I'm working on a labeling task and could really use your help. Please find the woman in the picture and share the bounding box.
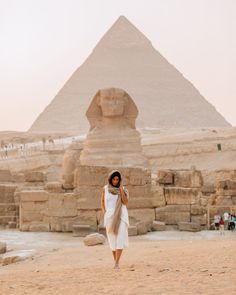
[101,170,129,269]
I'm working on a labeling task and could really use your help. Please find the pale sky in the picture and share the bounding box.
[0,0,235,131]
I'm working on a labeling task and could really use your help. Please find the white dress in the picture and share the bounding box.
[103,184,129,251]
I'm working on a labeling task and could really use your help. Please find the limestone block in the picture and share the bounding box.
[178,222,201,232]
[191,215,207,225]
[29,222,50,232]
[151,221,166,231]
[155,205,190,225]
[128,226,138,236]
[190,205,206,215]
[128,209,155,226]
[0,242,7,254]
[8,221,17,228]
[156,170,174,184]
[174,170,203,188]
[0,185,17,203]
[151,186,166,207]
[136,221,147,235]
[73,210,98,230]
[20,223,30,231]
[25,171,46,182]
[73,225,92,237]
[0,169,13,182]
[129,168,151,186]
[48,193,77,217]
[200,196,208,207]
[216,179,236,191]
[164,187,201,205]
[20,191,49,202]
[232,196,236,205]
[21,201,46,212]
[45,182,64,193]
[83,233,106,246]
[74,166,108,187]
[76,187,101,210]
[215,196,233,206]
[1,250,35,266]
[201,171,216,194]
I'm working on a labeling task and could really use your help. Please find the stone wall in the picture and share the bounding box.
[13,167,236,232]
[0,184,18,227]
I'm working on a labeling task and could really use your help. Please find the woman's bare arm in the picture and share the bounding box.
[101,187,105,213]
[119,186,128,205]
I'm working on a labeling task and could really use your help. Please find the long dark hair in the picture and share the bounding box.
[108,170,121,188]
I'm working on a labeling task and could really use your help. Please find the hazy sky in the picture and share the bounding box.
[0,0,235,131]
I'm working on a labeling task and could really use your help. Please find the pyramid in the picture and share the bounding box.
[29,16,230,133]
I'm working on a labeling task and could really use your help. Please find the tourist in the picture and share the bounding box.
[229,214,235,231]
[223,211,229,230]
[214,213,221,230]
[219,217,225,235]
[101,170,129,270]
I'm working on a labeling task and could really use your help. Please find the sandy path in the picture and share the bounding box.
[0,232,236,295]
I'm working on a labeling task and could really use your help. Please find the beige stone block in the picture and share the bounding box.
[151,221,166,231]
[129,168,151,186]
[178,222,201,232]
[74,166,108,187]
[0,242,7,254]
[191,215,207,225]
[136,221,148,235]
[128,208,155,226]
[0,169,13,182]
[48,193,77,217]
[0,185,17,203]
[215,195,233,206]
[21,211,44,222]
[151,186,166,207]
[25,171,46,182]
[29,222,50,232]
[76,187,102,210]
[45,182,65,193]
[190,205,206,215]
[174,170,203,188]
[19,222,30,231]
[232,196,236,205]
[156,170,174,184]
[20,191,49,202]
[201,171,216,194]
[128,226,138,236]
[155,205,190,225]
[83,233,106,246]
[73,225,92,237]
[164,187,201,205]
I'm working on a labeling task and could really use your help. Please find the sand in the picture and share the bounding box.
[0,230,236,295]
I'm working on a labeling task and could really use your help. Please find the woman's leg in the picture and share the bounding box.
[115,249,123,267]
[112,251,116,261]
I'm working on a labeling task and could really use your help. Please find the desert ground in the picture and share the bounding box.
[0,230,236,295]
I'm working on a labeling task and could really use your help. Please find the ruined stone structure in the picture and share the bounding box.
[80,88,147,167]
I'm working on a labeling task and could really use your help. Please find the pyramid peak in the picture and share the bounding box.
[94,16,152,50]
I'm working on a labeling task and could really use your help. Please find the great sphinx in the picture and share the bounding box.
[79,87,147,167]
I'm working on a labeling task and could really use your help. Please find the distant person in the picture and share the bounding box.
[42,137,46,151]
[229,214,235,231]
[214,213,221,230]
[101,170,129,270]
[219,217,225,235]
[223,211,229,230]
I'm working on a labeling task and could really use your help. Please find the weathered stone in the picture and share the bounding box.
[151,186,166,207]
[83,233,106,246]
[155,205,190,225]
[25,171,46,182]
[129,168,151,186]
[156,170,173,184]
[232,196,236,205]
[0,242,7,254]
[0,185,17,203]
[1,250,35,266]
[174,170,203,188]
[20,223,30,231]
[20,191,49,202]
[79,88,147,167]
[164,187,201,205]
[178,222,201,232]
[136,221,148,235]
[73,224,92,237]
[191,205,206,215]
[0,169,13,182]
[8,221,17,228]
[48,193,77,217]
[129,209,155,227]
[201,171,216,194]
[45,182,64,193]
[128,225,138,236]
[29,222,50,232]
[215,195,233,206]
[191,215,207,225]
[76,187,102,210]
[151,221,166,231]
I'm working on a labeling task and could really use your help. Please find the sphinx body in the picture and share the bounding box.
[79,88,147,167]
